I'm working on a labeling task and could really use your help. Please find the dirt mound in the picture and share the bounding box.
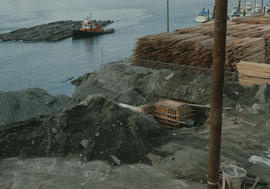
[0,88,76,127]
[0,95,168,163]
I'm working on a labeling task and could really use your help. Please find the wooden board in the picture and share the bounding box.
[237,61,270,86]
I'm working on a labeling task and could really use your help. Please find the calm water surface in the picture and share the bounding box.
[0,0,235,96]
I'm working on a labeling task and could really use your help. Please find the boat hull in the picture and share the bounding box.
[195,16,209,23]
[72,29,115,39]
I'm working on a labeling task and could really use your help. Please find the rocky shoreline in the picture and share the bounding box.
[1,61,270,188]
[0,20,113,42]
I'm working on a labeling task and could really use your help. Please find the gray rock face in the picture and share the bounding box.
[148,148,208,181]
[72,61,249,107]
[72,62,211,105]
[255,83,270,103]
[0,20,113,42]
[0,88,76,127]
[0,95,167,163]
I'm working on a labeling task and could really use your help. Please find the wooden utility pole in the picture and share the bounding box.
[167,0,170,32]
[207,0,228,188]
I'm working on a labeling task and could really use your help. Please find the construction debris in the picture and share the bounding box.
[140,99,194,129]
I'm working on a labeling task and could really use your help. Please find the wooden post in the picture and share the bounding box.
[207,0,228,188]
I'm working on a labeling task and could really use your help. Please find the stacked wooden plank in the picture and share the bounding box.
[237,61,270,86]
[133,16,270,72]
[140,99,193,129]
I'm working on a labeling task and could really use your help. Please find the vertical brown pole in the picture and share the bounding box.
[207,0,228,189]
[167,0,170,32]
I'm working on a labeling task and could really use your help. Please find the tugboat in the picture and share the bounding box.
[72,14,114,38]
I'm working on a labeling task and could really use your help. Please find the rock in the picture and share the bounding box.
[255,83,270,103]
[51,128,58,134]
[114,88,147,106]
[0,88,76,127]
[0,157,201,189]
[0,95,168,163]
[110,155,121,165]
[149,148,208,182]
[165,73,174,80]
[251,103,265,114]
[71,72,92,87]
[81,140,89,149]
[72,62,243,107]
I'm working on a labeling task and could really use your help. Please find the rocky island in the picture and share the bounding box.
[0,20,113,42]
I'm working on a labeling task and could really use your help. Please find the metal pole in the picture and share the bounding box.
[254,0,257,13]
[244,0,247,15]
[207,0,228,188]
[261,0,264,13]
[167,0,170,32]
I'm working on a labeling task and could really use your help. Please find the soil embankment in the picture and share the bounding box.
[0,20,113,42]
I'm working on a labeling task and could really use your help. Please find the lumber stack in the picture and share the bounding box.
[237,61,270,86]
[133,16,270,72]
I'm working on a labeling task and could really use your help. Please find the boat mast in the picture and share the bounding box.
[261,0,264,13]
[166,0,170,32]
[238,0,242,10]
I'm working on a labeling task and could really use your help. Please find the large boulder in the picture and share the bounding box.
[255,83,270,103]
[0,95,167,163]
[72,62,249,107]
[148,148,208,182]
[0,88,76,127]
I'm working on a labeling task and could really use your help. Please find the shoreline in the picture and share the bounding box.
[1,15,270,188]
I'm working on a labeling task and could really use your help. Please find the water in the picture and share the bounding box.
[0,0,235,96]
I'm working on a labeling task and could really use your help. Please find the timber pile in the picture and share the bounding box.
[133,16,270,72]
[237,61,270,86]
